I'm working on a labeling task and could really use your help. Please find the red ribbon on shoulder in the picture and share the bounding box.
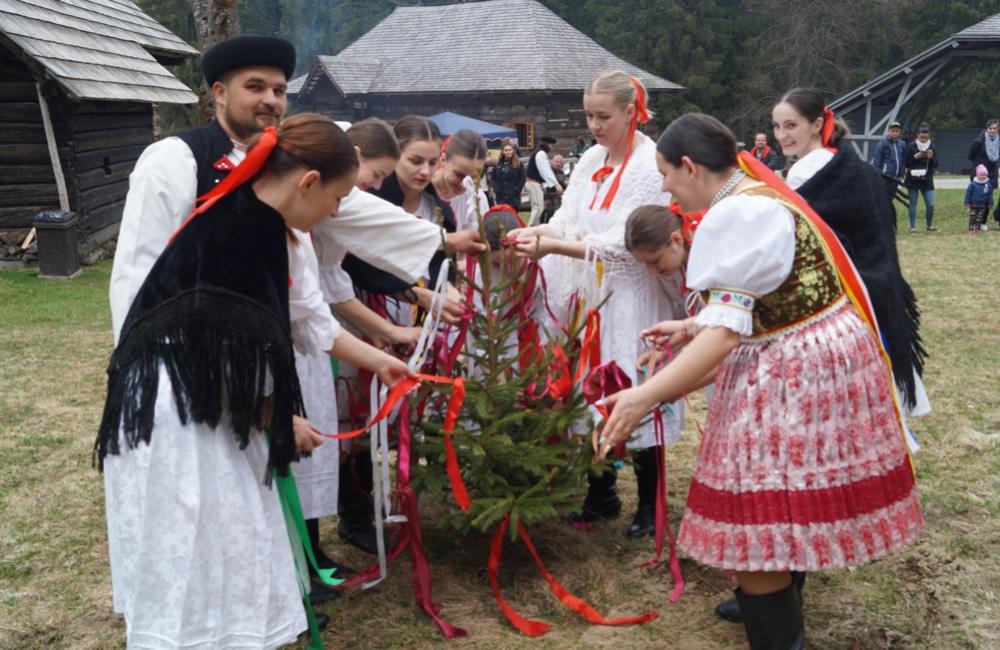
[592,76,651,211]
[169,126,279,244]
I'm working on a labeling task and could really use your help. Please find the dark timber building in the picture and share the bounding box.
[0,0,196,261]
[288,0,682,152]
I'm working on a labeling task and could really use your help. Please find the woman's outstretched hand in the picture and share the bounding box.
[641,318,698,349]
[593,386,654,460]
[375,354,417,388]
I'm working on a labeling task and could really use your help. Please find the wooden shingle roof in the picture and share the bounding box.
[0,0,198,104]
[295,0,682,98]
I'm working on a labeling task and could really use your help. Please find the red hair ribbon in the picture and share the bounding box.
[667,202,707,245]
[440,134,453,157]
[593,76,651,211]
[169,126,279,244]
[821,107,836,149]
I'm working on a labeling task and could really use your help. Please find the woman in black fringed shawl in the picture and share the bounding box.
[95,114,413,649]
[711,90,929,628]
[774,88,928,414]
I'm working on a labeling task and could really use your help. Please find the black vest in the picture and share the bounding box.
[526,148,545,183]
[174,120,236,197]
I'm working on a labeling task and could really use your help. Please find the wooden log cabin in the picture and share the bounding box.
[288,0,682,152]
[0,0,197,262]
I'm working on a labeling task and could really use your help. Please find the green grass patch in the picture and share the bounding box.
[1,192,999,648]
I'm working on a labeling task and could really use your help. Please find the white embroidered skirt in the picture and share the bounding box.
[103,364,306,649]
[678,300,923,571]
[292,350,340,520]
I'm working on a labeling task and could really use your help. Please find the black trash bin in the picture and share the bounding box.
[34,211,80,278]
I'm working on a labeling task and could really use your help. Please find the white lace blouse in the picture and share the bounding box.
[687,193,797,336]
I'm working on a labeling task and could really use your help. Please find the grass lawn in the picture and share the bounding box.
[1,189,998,649]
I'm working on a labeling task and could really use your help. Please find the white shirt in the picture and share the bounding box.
[310,187,443,290]
[786,148,835,190]
[109,137,242,342]
[532,150,559,188]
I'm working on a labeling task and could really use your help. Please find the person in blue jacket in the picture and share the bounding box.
[871,120,906,212]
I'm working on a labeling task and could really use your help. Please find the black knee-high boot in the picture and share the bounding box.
[568,466,621,524]
[627,446,660,538]
[734,581,804,649]
[716,572,806,624]
[337,452,378,554]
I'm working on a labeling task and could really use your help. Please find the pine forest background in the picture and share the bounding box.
[141,0,1000,142]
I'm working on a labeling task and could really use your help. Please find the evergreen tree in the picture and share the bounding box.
[412,212,602,536]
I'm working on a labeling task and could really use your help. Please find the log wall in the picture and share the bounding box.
[0,48,57,241]
[293,83,600,154]
[0,45,154,258]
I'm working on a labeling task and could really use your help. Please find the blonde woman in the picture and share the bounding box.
[510,70,685,537]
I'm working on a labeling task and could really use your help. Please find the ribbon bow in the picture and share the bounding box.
[821,107,837,149]
[667,202,707,245]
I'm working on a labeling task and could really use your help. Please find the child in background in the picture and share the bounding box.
[965,164,992,233]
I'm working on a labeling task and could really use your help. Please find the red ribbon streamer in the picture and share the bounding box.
[488,516,551,637]
[488,513,658,636]
[592,76,651,211]
[340,402,468,638]
[311,372,471,512]
[169,126,278,244]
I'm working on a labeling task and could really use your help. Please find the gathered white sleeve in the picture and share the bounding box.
[310,229,357,304]
[314,187,442,284]
[109,137,197,344]
[288,231,342,356]
[686,194,796,336]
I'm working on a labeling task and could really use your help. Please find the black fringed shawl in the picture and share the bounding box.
[796,150,927,407]
[95,185,304,481]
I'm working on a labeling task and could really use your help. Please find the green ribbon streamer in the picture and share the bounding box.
[273,445,345,649]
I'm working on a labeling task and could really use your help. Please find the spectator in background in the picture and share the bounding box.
[967,119,1000,225]
[525,135,562,226]
[491,141,526,208]
[871,120,906,209]
[545,154,568,222]
[965,164,992,234]
[903,124,938,233]
[570,134,589,157]
[748,132,780,170]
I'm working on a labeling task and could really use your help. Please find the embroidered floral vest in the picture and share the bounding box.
[740,186,843,336]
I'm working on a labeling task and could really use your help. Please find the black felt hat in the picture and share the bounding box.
[201,35,296,84]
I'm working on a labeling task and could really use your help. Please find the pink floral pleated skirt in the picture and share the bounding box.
[678,299,923,572]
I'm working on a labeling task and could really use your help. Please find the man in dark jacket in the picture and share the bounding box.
[967,119,1000,224]
[871,121,906,211]
[748,133,780,170]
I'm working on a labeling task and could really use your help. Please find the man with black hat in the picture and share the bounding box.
[111,34,297,338]
[525,135,563,226]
